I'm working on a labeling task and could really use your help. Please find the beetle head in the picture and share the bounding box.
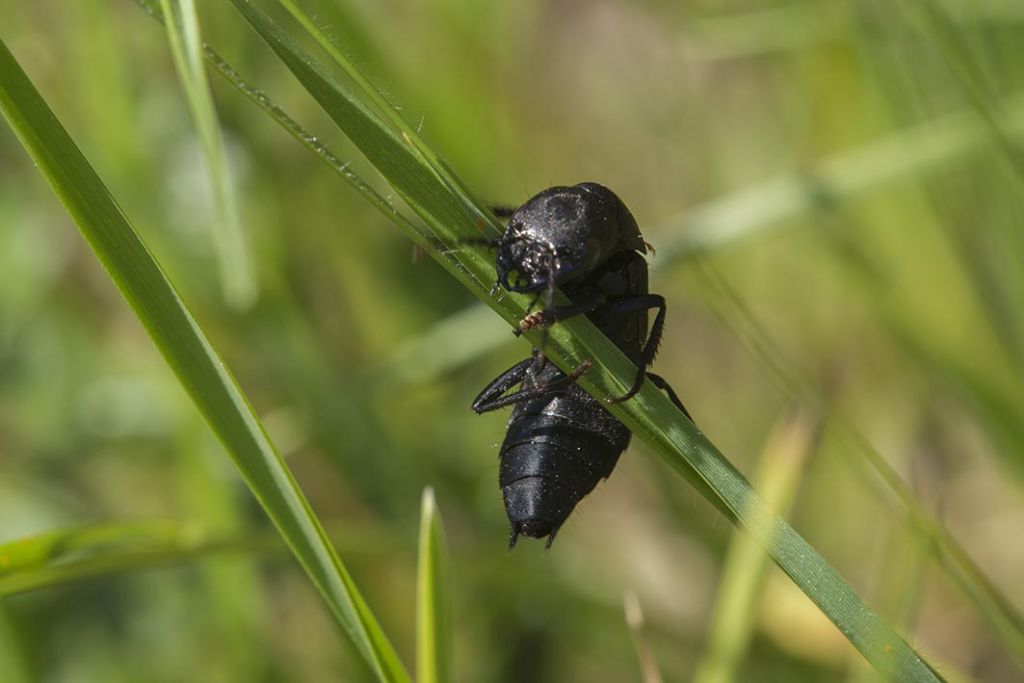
[493,183,645,294]
[494,229,567,292]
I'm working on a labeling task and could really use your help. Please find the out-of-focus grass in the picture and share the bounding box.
[624,590,665,683]
[0,1,1022,681]
[416,488,451,683]
[159,0,257,310]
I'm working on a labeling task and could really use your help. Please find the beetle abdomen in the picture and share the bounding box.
[499,383,630,541]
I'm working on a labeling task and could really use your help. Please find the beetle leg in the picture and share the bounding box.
[593,294,667,404]
[514,291,607,336]
[471,360,592,413]
[471,359,533,413]
[646,372,692,421]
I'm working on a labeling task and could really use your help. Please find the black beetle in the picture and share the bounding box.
[472,183,690,548]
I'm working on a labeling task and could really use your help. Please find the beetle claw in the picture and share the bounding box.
[513,312,542,337]
[517,311,547,334]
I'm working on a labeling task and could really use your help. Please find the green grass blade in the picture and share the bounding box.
[272,0,489,220]
[0,520,197,575]
[274,0,410,130]
[226,4,943,679]
[159,0,257,309]
[0,520,400,598]
[416,488,452,683]
[693,411,819,683]
[0,521,238,597]
[0,38,408,683]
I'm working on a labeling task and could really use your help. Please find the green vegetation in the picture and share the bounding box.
[1,1,1021,681]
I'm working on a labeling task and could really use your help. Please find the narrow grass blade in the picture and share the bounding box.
[0,39,408,683]
[624,591,664,683]
[0,519,197,575]
[0,521,240,597]
[225,5,943,680]
[0,519,400,598]
[693,410,819,683]
[271,0,488,220]
[159,0,256,309]
[416,488,452,683]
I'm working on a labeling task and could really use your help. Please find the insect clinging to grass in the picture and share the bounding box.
[471,182,692,548]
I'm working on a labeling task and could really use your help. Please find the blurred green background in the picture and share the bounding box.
[2,0,1023,681]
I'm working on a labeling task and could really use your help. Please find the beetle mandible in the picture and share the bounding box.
[472,182,691,548]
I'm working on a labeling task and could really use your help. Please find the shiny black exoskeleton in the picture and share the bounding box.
[471,183,691,548]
